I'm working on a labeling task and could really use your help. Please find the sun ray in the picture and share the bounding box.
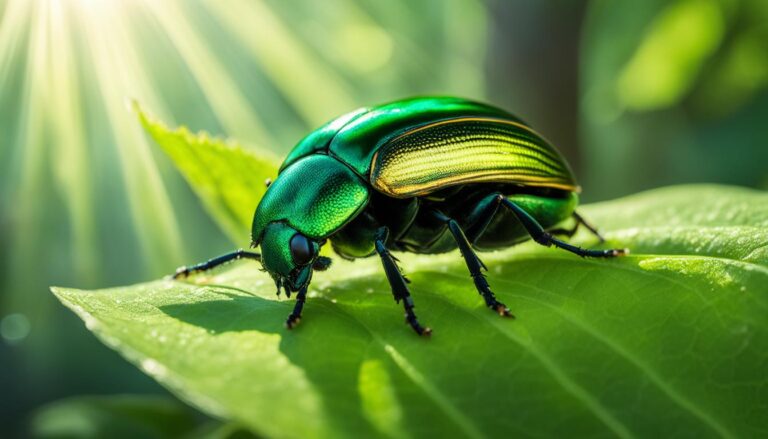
[0,0,32,179]
[74,0,185,273]
[0,0,31,90]
[4,0,51,313]
[203,0,356,127]
[78,1,171,119]
[46,0,98,283]
[137,0,275,146]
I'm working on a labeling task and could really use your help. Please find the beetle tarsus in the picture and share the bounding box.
[172,266,191,279]
[493,302,514,318]
[476,276,514,318]
[285,285,308,330]
[285,314,301,329]
[402,296,431,336]
[406,313,432,336]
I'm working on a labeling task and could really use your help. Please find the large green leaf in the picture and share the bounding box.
[52,185,768,438]
[137,104,280,243]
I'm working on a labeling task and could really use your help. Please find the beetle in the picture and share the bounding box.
[173,96,627,335]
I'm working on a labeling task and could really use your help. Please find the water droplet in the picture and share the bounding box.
[140,358,168,378]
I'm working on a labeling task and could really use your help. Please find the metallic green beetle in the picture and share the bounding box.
[174,97,627,335]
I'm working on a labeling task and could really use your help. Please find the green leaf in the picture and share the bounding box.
[29,395,200,439]
[29,394,257,439]
[52,185,768,438]
[136,104,281,244]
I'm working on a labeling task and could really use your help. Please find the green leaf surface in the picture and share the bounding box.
[52,185,768,438]
[137,105,280,244]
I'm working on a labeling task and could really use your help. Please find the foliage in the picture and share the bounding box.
[137,105,280,244]
[52,122,768,438]
[29,395,255,439]
[30,395,199,439]
[581,0,768,199]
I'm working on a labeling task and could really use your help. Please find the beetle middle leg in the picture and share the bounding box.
[500,196,628,258]
[431,210,513,318]
[375,227,431,336]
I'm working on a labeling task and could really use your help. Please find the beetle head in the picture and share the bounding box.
[258,222,329,294]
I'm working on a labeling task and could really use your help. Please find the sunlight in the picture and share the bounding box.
[0,1,31,89]
[5,0,51,313]
[137,0,275,146]
[75,0,185,271]
[204,0,357,127]
[48,0,98,283]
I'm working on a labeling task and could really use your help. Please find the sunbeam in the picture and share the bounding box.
[75,0,185,273]
[0,0,31,91]
[47,0,98,284]
[203,0,356,127]
[137,0,275,146]
[4,0,51,317]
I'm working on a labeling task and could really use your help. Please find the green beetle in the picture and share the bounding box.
[174,97,627,335]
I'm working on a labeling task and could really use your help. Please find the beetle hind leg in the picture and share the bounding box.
[500,197,628,258]
[432,210,514,318]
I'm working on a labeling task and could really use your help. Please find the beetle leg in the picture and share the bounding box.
[546,212,607,243]
[500,197,628,257]
[375,227,431,336]
[432,210,513,318]
[285,284,308,329]
[547,222,579,238]
[172,250,261,279]
[573,212,606,243]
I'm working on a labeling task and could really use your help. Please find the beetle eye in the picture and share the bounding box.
[289,233,314,265]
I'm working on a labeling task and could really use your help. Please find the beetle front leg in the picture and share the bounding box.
[172,249,261,279]
[432,210,513,318]
[285,285,308,329]
[500,197,628,258]
[375,227,431,336]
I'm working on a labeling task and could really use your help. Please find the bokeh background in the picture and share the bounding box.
[1,0,766,436]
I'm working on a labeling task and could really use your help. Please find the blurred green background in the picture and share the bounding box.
[0,0,766,436]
